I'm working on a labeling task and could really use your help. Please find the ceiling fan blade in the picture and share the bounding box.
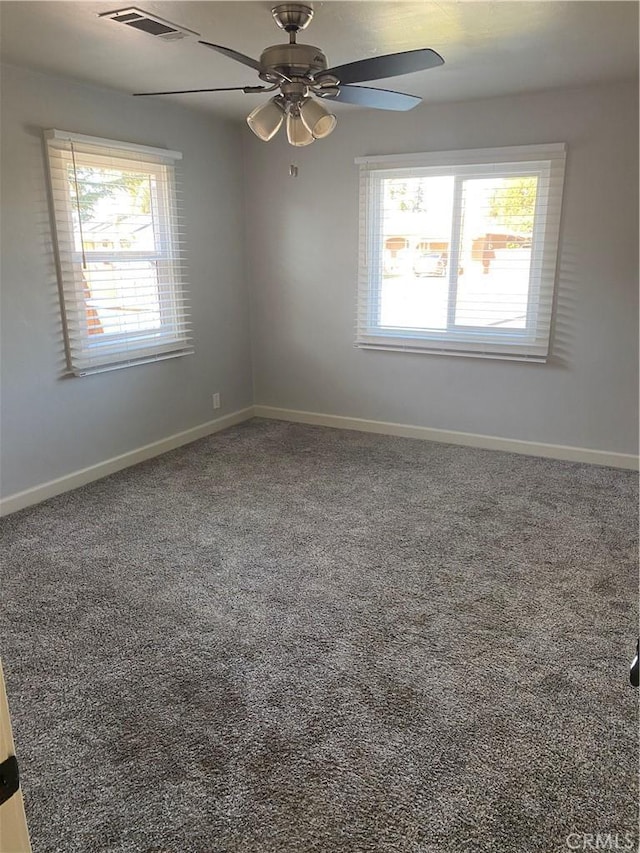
[326,85,421,111]
[133,86,267,97]
[321,48,443,85]
[199,41,265,73]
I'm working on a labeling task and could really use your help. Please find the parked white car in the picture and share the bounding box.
[413,251,446,277]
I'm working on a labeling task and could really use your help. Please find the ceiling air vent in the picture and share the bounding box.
[99,7,199,41]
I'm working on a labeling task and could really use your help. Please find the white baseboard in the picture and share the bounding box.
[3,403,636,516]
[0,407,255,517]
[253,405,639,471]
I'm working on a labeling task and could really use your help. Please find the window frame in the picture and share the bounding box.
[45,130,191,376]
[355,143,566,362]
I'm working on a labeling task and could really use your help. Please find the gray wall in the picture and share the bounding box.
[2,69,638,501]
[0,63,253,498]
[244,80,639,455]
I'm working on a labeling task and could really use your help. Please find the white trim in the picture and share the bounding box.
[355,142,566,167]
[253,406,639,471]
[355,343,546,362]
[0,407,255,517]
[4,404,635,516]
[44,129,182,161]
[46,134,189,374]
[356,144,565,361]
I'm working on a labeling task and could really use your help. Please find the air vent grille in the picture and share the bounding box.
[99,7,199,41]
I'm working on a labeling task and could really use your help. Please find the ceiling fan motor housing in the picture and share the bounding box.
[259,43,328,81]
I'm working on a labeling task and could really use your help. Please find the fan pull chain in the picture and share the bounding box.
[289,164,299,177]
[70,140,87,270]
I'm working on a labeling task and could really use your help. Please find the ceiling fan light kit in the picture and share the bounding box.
[299,97,337,139]
[286,112,315,147]
[246,97,286,141]
[132,3,445,147]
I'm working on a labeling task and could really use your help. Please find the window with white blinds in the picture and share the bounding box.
[356,143,566,361]
[45,130,191,375]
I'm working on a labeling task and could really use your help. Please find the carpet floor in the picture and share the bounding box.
[1,418,637,853]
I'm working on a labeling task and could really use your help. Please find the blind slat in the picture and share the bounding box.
[355,143,566,360]
[46,129,191,375]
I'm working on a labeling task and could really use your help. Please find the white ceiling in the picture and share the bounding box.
[0,1,638,120]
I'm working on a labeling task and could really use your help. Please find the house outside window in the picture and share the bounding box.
[45,130,190,375]
[356,143,566,361]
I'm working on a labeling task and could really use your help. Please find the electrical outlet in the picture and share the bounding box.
[212,392,221,410]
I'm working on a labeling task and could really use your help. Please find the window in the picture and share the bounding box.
[356,144,566,361]
[45,130,190,375]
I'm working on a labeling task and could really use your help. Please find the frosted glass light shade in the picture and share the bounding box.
[247,98,285,142]
[286,113,315,147]
[299,98,337,139]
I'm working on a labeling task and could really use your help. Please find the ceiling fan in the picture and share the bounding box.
[134,3,444,146]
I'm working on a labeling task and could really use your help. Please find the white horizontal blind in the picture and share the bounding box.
[45,129,191,375]
[356,144,566,361]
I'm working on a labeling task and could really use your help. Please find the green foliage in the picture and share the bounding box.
[488,176,537,233]
[385,178,427,213]
[68,166,151,220]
